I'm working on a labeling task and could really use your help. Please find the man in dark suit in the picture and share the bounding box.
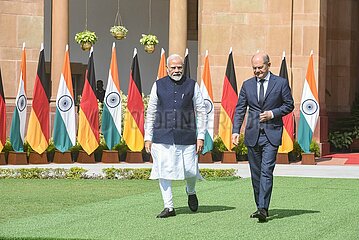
[232,52,294,222]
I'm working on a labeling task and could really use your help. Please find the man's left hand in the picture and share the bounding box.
[196,139,204,154]
[259,111,272,122]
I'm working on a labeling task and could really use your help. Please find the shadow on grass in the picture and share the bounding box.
[268,208,320,220]
[176,205,236,215]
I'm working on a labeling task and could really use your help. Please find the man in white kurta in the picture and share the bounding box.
[145,54,207,218]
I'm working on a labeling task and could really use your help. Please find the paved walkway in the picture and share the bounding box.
[1,160,359,179]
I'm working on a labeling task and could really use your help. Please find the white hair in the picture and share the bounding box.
[167,54,183,66]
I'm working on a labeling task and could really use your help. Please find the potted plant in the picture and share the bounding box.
[0,139,13,165]
[74,30,98,51]
[212,136,237,163]
[46,139,56,163]
[110,25,128,40]
[139,34,159,53]
[233,134,247,161]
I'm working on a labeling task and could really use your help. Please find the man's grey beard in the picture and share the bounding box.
[171,74,183,81]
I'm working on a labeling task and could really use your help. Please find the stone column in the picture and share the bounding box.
[51,0,68,99]
[169,0,187,57]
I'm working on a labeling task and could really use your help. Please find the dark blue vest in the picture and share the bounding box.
[152,76,197,145]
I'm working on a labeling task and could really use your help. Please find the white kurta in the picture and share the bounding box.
[144,80,207,180]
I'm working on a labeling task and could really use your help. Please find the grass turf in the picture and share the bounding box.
[0,177,358,239]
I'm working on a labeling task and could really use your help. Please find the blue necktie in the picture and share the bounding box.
[259,79,265,108]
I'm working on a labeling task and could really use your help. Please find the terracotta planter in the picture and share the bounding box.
[221,151,237,163]
[7,151,28,165]
[81,42,92,51]
[113,31,126,40]
[276,152,289,164]
[28,152,48,164]
[144,44,155,53]
[0,152,6,165]
[101,150,120,163]
[77,150,96,163]
[301,153,316,165]
[199,152,213,163]
[125,151,143,163]
[53,151,73,164]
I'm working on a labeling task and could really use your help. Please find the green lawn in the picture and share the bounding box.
[0,177,358,240]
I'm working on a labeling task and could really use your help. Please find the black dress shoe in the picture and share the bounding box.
[188,194,198,212]
[156,208,176,218]
[250,209,267,222]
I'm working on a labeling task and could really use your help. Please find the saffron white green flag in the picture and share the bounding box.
[53,45,76,152]
[200,50,214,154]
[298,51,319,153]
[102,42,122,149]
[10,43,27,152]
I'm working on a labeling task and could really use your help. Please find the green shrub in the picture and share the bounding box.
[2,139,13,153]
[65,167,88,179]
[309,140,320,157]
[232,134,247,160]
[199,169,238,180]
[329,131,352,150]
[212,136,228,161]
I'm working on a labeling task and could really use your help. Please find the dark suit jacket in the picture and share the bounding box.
[232,73,294,147]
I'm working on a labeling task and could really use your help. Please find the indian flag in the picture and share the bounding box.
[156,48,167,80]
[200,50,214,154]
[10,43,27,152]
[53,45,76,152]
[102,42,122,150]
[298,51,319,153]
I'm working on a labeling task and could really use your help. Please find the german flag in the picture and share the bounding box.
[123,48,144,151]
[78,47,99,154]
[157,48,167,80]
[278,51,294,153]
[219,48,238,151]
[27,44,50,154]
[0,68,6,152]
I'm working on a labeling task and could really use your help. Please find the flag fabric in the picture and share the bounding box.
[0,68,6,152]
[278,51,294,153]
[219,48,238,151]
[157,48,167,80]
[102,42,122,150]
[200,50,214,154]
[53,45,76,152]
[123,48,144,151]
[78,47,99,154]
[27,44,50,154]
[298,51,319,153]
[183,48,190,78]
[10,43,27,152]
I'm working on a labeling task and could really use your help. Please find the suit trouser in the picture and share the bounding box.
[247,131,278,210]
[159,177,197,209]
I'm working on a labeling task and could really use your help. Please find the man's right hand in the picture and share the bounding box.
[145,141,152,153]
[232,134,240,146]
